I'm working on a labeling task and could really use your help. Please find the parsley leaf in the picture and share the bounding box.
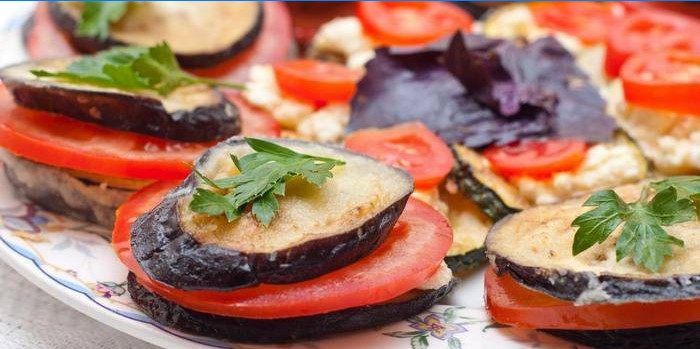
[189,138,345,227]
[31,43,243,96]
[572,177,700,272]
[76,2,129,40]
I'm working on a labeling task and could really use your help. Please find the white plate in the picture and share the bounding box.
[0,3,583,348]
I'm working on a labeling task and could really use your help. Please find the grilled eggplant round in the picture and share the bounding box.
[486,183,700,304]
[127,271,454,343]
[544,323,700,349]
[0,59,240,142]
[131,138,414,291]
[1,150,135,233]
[48,2,263,69]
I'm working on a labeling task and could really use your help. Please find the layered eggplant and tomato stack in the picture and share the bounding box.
[345,31,647,270]
[112,137,455,342]
[23,2,293,82]
[0,44,279,233]
[485,176,700,348]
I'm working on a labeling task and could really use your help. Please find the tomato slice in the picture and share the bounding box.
[113,182,453,319]
[483,139,588,178]
[621,50,700,116]
[529,2,626,45]
[605,9,700,77]
[356,2,473,46]
[485,267,700,330]
[273,59,362,104]
[223,90,281,137]
[344,122,455,189]
[0,86,279,180]
[26,3,293,84]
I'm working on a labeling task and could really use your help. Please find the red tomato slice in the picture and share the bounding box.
[529,2,626,45]
[356,2,473,46]
[605,9,700,77]
[25,3,293,84]
[0,86,279,180]
[344,122,455,189]
[223,90,281,137]
[621,50,700,116]
[485,267,700,330]
[113,182,453,319]
[483,139,588,178]
[273,59,362,104]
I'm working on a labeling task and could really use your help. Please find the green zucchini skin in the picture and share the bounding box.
[543,322,700,349]
[445,247,485,272]
[128,272,455,343]
[449,158,518,222]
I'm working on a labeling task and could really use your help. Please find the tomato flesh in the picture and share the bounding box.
[605,10,700,77]
[621,50,700,116]
[113,182,453,319]
[529,2,626,45]
[485,267,700,330]
[483,139,588,178]
[26,3,293,84]
[357,2,473,46]
[273,59,362,104]
[345,122,455,189]
[0,86,279,180]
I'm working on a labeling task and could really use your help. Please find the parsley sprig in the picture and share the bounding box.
[75,2,128,40]
[572,176,700,272]
[189,138,346,226]
[31,43,242,96]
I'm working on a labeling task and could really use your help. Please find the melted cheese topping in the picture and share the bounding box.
[513,137,648,205]
[243,65,351,143]
[310,17,375,69]
[487,184,700,278]
[178,142,412,253]
[63,2,261,55]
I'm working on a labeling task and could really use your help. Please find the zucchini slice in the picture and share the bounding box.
[486,183,700,304]
[127,271,455,343]
[440,187,493,271]
[48,2,263,69]
[0,59,240,142]
[450,144,529,221]
[131,138,414,291]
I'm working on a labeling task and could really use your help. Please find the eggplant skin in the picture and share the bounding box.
[544,322,700,349]
[128,272,455,344]
[47,3,264,69]
[2,152,131,234]
[445,248,485,273]
[131,137,411,291]
[489,252,700,304]
[5,81,240,143]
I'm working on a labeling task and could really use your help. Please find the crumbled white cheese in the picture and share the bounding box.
[514,141,647,205]
[482,4,606,87]
[613,101,700,175]
[310,17,375,69]
[417,261,453,290]
[243,65,351,143]
[297,103,350,143]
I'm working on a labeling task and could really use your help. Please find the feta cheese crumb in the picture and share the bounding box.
[310,17,375,68]
[297,104,350,143]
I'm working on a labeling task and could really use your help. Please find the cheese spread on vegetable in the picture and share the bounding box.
[513,140,647,205]
[417,261,453,290]
[309,17,375,69]
[482,4,606,87]
[243,65,350,143]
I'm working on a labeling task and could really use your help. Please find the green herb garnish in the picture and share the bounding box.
[189,138,345,227]
[76,2,128,40]
[31,43,242,96]
[572,176,700,272]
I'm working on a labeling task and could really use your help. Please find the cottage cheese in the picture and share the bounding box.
[482,4,606,87]
[310,17,376,69]
[243,65,350,143]
[514,140,647,205]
